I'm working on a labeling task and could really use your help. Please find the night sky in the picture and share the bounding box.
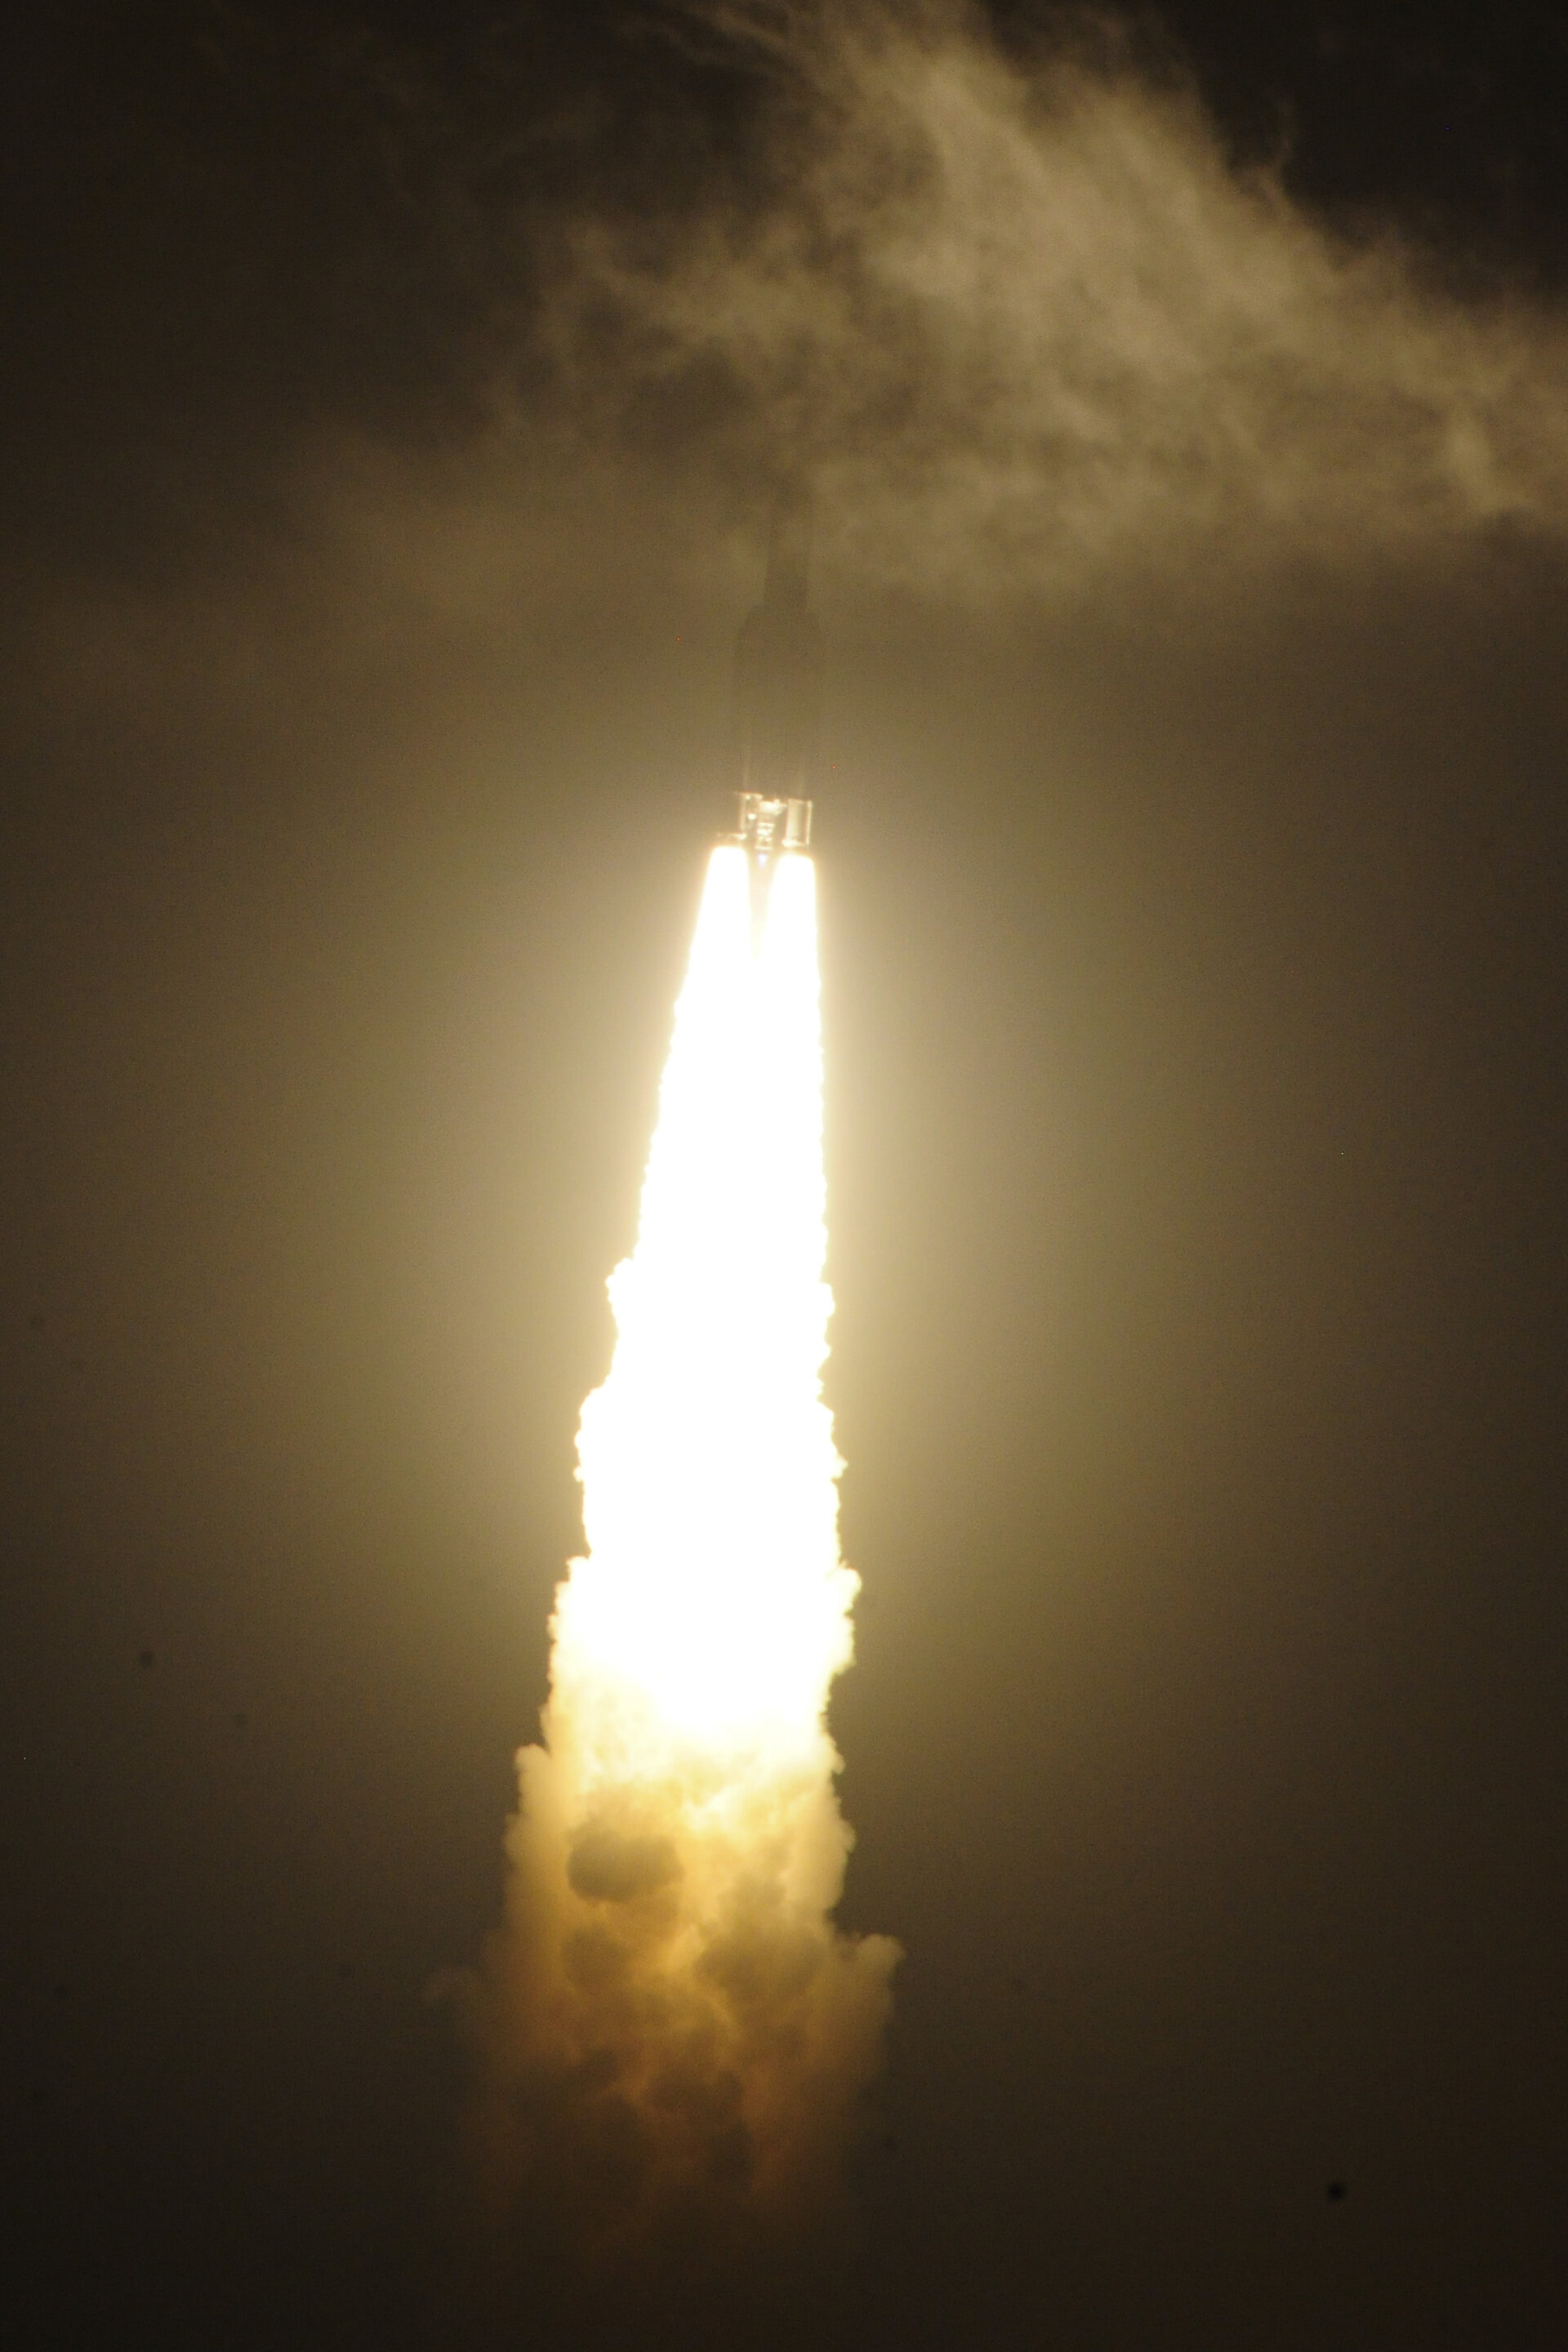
[5,6,1568,2347]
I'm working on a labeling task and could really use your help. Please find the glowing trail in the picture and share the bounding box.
[467,841,896,2274]
[560,845,852,1755]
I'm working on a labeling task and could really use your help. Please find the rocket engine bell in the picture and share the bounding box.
[733,790,812,859]
[728,482,820,861]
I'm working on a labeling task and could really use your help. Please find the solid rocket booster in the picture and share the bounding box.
[730,482,820,859]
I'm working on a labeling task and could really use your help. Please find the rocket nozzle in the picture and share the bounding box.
[731,792,813,858]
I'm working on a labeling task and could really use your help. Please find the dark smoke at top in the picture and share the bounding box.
[11,0,1568,648]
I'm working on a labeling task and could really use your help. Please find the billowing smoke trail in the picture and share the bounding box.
[258,3,1568,635]
[47,2,1568,682]
[531,5,1568,592]
[461,841,897,2313]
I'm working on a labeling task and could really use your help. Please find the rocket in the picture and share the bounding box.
[728,481,820,862]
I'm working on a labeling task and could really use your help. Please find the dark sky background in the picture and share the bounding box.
[4,5,1568,2347]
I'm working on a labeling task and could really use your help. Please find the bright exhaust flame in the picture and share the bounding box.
[561,846,852,1756]
[465,843,897,2273]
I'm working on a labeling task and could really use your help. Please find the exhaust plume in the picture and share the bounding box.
[457,841,897,2330]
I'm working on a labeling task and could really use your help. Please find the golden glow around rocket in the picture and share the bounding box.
[469,820,895,2256]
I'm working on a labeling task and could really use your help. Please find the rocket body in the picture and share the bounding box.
[729,483,821,862]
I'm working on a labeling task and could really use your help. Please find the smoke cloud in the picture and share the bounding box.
[20,2,1568,662]
[269,0,1568,630]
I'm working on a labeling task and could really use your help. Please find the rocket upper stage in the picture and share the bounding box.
[728,484,821,862]
[731,483,822,837]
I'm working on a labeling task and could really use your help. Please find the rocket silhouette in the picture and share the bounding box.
[732,481,823,805]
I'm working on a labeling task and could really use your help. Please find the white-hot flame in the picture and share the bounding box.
[467,842,895,2272]
[555,844,855,1762]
